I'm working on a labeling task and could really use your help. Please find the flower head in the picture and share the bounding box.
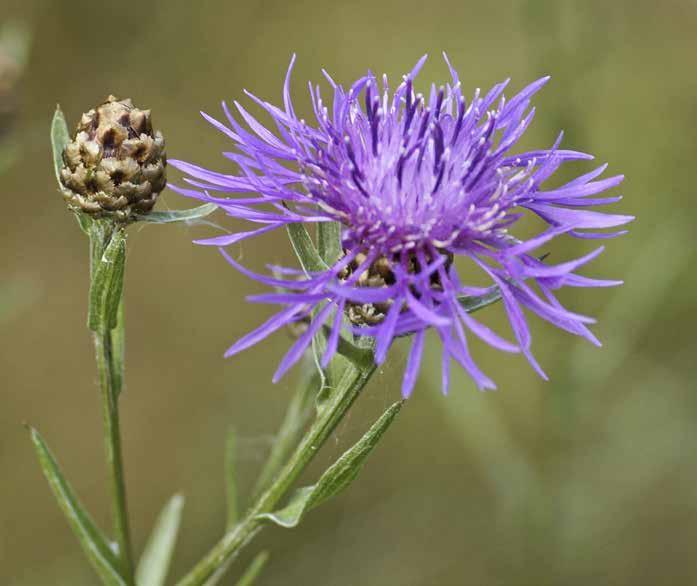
[61,96,166,221]
[171,55,633,397]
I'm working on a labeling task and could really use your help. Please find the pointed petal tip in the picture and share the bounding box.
[223,346,238,359]
[477,381,498,392]
[193,236,227,246]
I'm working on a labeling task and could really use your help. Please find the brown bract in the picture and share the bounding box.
[339,249,453,326]
[60,95,166,221]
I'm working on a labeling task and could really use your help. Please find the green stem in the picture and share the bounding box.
[90,223,134,584]
[94,327,134,583]
[176,362,376,586]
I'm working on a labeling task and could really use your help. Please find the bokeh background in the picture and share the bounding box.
[2,0,696,584]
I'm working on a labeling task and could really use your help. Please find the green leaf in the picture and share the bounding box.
[28,427,126,586]
[317,221,342,266]
[458,287,503,314]
[235,551,270,586]
[88,228,126,332]
[224,429,239,530]
[111,300,126,395]
[286,223,328,274]
[50,105,71,188]
[74,211,94,235]
[256,401,403,528]
[286,223,352,393]
[136,494,185,586]
[134,203,218,224]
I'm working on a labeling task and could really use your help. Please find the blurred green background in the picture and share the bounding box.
[2,0,696,584]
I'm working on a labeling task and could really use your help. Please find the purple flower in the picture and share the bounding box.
[170,54,633,397]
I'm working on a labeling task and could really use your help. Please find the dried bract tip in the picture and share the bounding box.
[60,95,166,221]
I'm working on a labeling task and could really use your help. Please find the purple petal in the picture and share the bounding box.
[402,329,426,398]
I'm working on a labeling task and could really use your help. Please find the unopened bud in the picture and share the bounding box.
[60,96,166,221]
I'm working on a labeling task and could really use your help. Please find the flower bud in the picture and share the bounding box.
[60,96,166,221]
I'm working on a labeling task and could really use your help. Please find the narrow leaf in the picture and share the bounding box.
[134,203,218,224]
[50,105,71,187]
[28,427,125,585]
[256,401,403,528]
[317,221,342,266]
[235,551,270,586]
[136,494,185,586]
[224,429,239,530]
[286,223,328,274]
[88,229,126,332]
[74,211,94,235]
[111,300,126,397]
[458,288,503,314]
[286,222,350,391]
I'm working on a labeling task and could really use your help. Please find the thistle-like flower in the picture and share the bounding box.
[61,96,166,221]
[171,55,633,397]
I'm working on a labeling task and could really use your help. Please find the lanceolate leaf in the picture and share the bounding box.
[28,427,125,586]
[111,300,125,397]
[256,401,402,528]
[317,221,342,266]
[458,287,503,314]
[136,494,185,586]
[88,228,126,332]
[285,223,352,391]
[286,223,328,274]
[134,203,218,224]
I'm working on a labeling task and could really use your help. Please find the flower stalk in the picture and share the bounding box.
[30,102,219,586]
[89,222,134,583]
